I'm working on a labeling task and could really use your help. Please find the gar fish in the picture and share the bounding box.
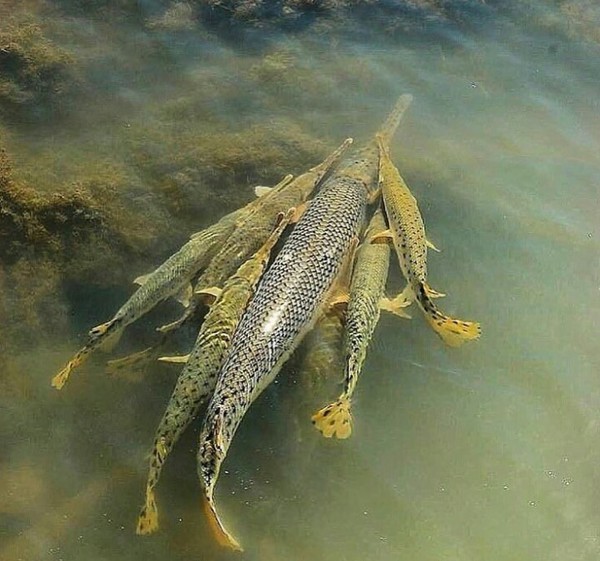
[50,207,250,390]
[196,94,414,551]
[135,207,296,536]
[374,134,481,346]
[159,138,353,333]
[311,208,410,439]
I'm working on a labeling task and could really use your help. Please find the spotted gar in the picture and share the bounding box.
[135,208,295,536]
[311,207,410,439]
[196,94,414,551]
[159,139,353,333]
[50,206,254,390]
[375,134,481,346]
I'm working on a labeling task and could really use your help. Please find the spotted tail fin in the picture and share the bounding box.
[202,495,243,551]
[51,348,89,389]
[311,398,353,439]
[136,489,158,535]
[417,285,481,347]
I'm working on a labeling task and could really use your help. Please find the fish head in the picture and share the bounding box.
[198,414,228,494]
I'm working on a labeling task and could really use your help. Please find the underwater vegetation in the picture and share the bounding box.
[0,15,77,113]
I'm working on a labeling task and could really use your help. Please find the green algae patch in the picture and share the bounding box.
[0,19,77,110]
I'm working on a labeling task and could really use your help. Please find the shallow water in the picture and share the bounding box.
[2,2,600,560]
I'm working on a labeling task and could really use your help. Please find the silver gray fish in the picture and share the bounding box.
[196,94,414,551]
[160,139,353,333]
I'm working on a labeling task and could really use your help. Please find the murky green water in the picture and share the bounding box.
[2,2,600,560]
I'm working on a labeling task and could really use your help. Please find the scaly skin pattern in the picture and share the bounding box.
[136,211,293,536]
[378,135,481,347]
[298,311,344,391]
[195,94,413,551]
[50,207,245,390]
[197,177,367,551]
[168,139,353,331]
[336,94,413,198]
[312,209,390,439]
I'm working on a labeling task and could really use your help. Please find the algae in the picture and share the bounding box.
[0,16,77,111]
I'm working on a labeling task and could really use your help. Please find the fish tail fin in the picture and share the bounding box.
[51,346,90,389]
[311,398,353,439]
[418,286,481,347]
[136,488,159,535]
[51,360,76,390]
[376,94,414,145]
[202,494,243,551]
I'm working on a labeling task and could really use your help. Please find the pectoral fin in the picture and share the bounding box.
[380,297,412,319]
[425,283,446,299]
[134,273,152,286]
[254,186,273,197]
[329,293,349,315]
[195,286,222,306]
[157,354,191,364]
[380,286,413,319]
[370,229,393,245]
[426,238,441,252]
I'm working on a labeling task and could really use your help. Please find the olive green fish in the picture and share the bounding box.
[375,134,481,346]
[159,138,353,333]
[135,208,296,536]
[51,205,249,390]
[311,208,410,438]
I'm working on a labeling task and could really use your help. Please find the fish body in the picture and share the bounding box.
[298,312,345,391]
[377,135,481,346]
[50,208,246,390]
[196,94,414,551]
[135,209,295,535]
[312,208,395,438]
[162,139,353,332]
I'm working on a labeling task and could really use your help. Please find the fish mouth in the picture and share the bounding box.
[202,494,243,552]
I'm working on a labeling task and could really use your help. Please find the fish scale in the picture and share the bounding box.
[135,209,295,536]
[311,208,405,438]
[198,176,367,551]
[50,207,245,390]
[377,134,481,347]
[159,139,352,332]
[196,94,414,552]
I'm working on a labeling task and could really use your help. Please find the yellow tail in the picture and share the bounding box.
[202,495,243,552]
[416,283,481,347]
[311,398,353,439]
[426,314,481,347]
[51,363,74,390]
[51,349,89,389]
[136,489,159,535]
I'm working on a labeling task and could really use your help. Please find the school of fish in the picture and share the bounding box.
[51,93,481,552]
